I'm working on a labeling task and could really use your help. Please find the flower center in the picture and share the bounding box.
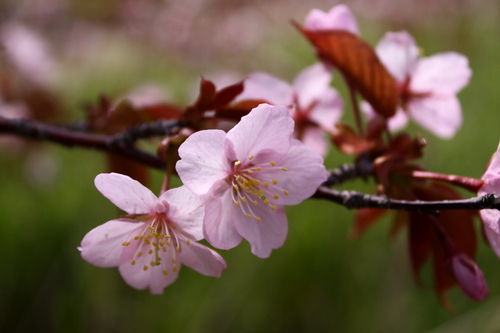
[120,213,191,274]
[230,155,290,222]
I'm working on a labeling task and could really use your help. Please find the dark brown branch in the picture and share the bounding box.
[323,154,373,187]
[0,116,170,170]
[313,186,498,214]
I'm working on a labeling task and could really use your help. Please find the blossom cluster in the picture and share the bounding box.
[72,3,500,308]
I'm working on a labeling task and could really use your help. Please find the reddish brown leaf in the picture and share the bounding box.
[140,104,183,121]
[351,208,387,239]
[209,81,245,109]
[331,123,375,155]
[195,78,216,110]
[409,212,433,285]
[295,22,398,118]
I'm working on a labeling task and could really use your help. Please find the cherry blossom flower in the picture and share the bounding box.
[479,143,500,257]
[304,4,360,35]
[79,173,226,294]
[235,63,343,156]
[176,104,328,258]
[363,30,472,138]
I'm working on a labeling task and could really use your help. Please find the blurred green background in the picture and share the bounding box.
[1,0,500,332]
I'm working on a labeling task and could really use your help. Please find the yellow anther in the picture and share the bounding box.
[246,214,253,218]
[233,184,240,191]
[256,167,262,171]
[155,262,161,266]
[264,183,269,188]
[121,241,130,246]
[258,190,264,195]
[134,236,139,240]
[271,205,277,210]
[260,195,266,200]
[138,252,143,257]
[139,235,145,239]
[235,201,241,207]
[152,232,158,236]
[281,167,288,171]
[235,160,241,166]
[131,260,136,265]
[248,155,254,160]
[150,261,155,266]
[143,266,148,271]
[270,161,276,166]
[160,241,165,246]
[273,194,280,200]
[147,234,154,238]
[284,190,289,195]
[162,247,167,252]
[152,242,157,246]
[163,270,169,275]
[247,170,254,174]
[175,246,180,252]
[264,199,270,205]
[166,240,171,246]
[254,180,261,185]
[242,197,247,203]
[273,179,278,185]
[186,239,191,245]
[166,235,171,238]
[173,266,179,272]
[235,175,241,181]
[172,258,177,264]
[253,200,258,206]
[148,226,154,230]
[148,249,153,255]
[257,216,262,222]
[145,239,151,245]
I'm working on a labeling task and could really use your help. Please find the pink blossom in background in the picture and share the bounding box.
[363,31,471,138]
[176,104,328,258]
[479,143,500,258]
[79,173,226,294]
[304,4,359,35]
[235,63,343,156]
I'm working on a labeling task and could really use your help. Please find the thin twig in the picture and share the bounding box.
[313,186,498,214]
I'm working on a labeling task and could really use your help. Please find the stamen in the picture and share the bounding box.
[235,201,241,207]
[256,217,262,222]
[271,205,277,210]
[256,167,262,171]
[233,184,240,191]
[264,199,270,205]
[264,183,269,187]
[131,260,136,265]
[247,170,254,174]
[186,239,191,245]
[248,155,254,160]
[273,194,280,200]
[241,197,247,203]
[270,161,276,166]
[143,266,148,271]
[175,246,180,252]
[121,241,130,246]
[272,179,278,185]
[172,266,179,272]
[253,200,258,206]
[246,214,253,218]
[148,249,153,254]
[281,167,288,171]
[235,161,241,166]
[163,270,169,275]
[284,190,289,195]
[138,252,143,257]
[172,258,177,264]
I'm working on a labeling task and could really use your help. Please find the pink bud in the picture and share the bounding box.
[448,254,489,302]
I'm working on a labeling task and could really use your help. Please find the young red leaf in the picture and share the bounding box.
[294,22,398,118]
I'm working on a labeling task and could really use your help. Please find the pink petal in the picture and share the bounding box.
[235,72,293,105]
[375,31,419,83]
[225,104,294,164]
[361,102,409,132]
[407,95,462,139]
[410,52,472,95]
[79,220,141,268]
[94,173,161,215]
[299,126,329,157]
[176,129,230,196]
[292,63,332,109]
[304,4,360,35]
[178,237,226,277]
[308,87,344,132]
[270,140,328,205]
[159,186,205,240]
[118,240,178,294]
[203,181,243,250]
[482,216,500,258]
[233,203,288,258]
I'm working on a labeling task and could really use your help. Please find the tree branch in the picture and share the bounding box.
[322,154,373,187]
[313,186,498,215]
[0,116,179,170]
